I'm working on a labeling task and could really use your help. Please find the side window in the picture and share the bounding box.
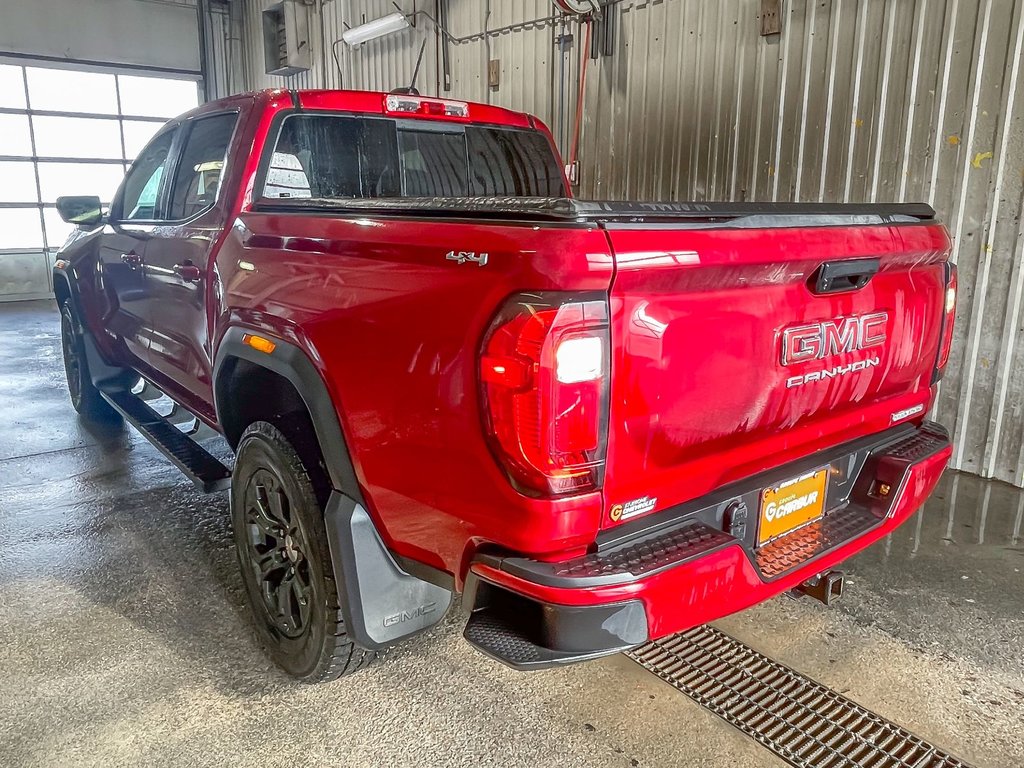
[119,129,176,221]
[167,113,237,220]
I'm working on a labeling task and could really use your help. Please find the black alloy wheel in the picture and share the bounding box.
[59,302,120,421]
[231,421,375,680]
[241,468,314,638]
[60,304,84,410]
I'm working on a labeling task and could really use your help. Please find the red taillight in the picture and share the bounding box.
[480,293,609,497]
[935,264,957,377]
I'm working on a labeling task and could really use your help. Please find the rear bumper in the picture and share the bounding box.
[463,422,952,670]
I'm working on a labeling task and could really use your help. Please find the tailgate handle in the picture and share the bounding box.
[812,259,880,294]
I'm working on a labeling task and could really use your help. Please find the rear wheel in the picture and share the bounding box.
[231,421,375,681]
[60,302,121,422]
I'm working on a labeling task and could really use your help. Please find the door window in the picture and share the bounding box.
[167,113,238,220]
[119,130,177,221]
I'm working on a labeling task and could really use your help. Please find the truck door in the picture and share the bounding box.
[142,112,238,421]
[99,125,179,368]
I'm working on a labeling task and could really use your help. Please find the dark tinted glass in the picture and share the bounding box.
[168,113,237,219]
[466,127,564,196]
[265,115,400,199]
[398,128,468,196]
[262,115,565,201]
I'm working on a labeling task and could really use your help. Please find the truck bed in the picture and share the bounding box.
[236,193,951,544]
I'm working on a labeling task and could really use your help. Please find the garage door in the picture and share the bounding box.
[0,61,199,301]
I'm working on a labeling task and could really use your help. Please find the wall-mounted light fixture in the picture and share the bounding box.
[342,12,411,47]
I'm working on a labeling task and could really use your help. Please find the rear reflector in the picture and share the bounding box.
[385,94,470,119]
[480,293,609,497]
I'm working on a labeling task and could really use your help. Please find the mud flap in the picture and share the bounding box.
[79,327,137,391]
[324,492,452,650]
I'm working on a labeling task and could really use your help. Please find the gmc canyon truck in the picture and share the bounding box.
[53,89,956,682]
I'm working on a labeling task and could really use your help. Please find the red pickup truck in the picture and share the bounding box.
[53,89,956,681]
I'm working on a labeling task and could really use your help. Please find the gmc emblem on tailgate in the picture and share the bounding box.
[781,312,888,366]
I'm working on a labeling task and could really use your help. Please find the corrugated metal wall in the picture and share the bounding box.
[225,0,1024,487]
[232,0,572,139]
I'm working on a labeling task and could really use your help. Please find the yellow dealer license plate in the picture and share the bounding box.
[758,468,829,545]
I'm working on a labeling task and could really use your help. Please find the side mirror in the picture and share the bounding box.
[55,195,104,228]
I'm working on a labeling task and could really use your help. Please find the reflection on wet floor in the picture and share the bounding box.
[860,468,1023,572]
[937,471,1024,549]
[836,469,1024,677]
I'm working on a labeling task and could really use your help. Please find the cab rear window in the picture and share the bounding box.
[260,114,565,200]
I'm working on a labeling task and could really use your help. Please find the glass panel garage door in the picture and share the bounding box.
[0,62,200,253]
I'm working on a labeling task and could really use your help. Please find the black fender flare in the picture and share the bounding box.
[212,326,363,504]
[52,265,80,314]
[53,264,131,388]
[214,327,452,646]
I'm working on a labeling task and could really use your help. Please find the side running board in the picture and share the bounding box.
[100,388,232,493]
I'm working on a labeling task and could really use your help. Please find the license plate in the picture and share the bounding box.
[758,468,829,545]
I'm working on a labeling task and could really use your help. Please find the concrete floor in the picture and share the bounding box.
[0,299,1021,768]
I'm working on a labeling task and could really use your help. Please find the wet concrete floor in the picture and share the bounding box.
[1,300,1021,767]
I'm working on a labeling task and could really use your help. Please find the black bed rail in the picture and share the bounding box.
[251,196,937,227]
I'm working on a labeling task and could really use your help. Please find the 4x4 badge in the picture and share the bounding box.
[446,250,488,267]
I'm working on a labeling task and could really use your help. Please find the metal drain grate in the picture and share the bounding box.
[627,626,972,768]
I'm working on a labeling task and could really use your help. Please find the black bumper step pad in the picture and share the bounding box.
[101,389,231,493]
[628,625,971,768]
[756,425,951,579]
[549,523,733,581]
[883,425,951,463]
[755,506,879,579]
[463,596,646,671]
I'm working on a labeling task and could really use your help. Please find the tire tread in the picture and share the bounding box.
[234,421,377,682]
[60,302,121,423]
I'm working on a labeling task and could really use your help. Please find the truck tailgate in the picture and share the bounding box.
[601,216,950,528]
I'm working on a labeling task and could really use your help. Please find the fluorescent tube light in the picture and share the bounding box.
[342,12,411,47]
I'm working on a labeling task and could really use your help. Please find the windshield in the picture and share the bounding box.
[260,113,566,201]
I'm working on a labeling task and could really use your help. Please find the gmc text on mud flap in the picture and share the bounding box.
[383,602,438,628]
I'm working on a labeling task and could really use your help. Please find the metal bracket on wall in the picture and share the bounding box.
[761,0,782,36]
[392,0,416,26]
[438,0,451,91]
[590,1,617,59]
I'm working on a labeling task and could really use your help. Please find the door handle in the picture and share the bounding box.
[120,252,142,267]
[811,259,880,294]
[173,261,202,283]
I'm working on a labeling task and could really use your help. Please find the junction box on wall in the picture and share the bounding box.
[262,0,312,76]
